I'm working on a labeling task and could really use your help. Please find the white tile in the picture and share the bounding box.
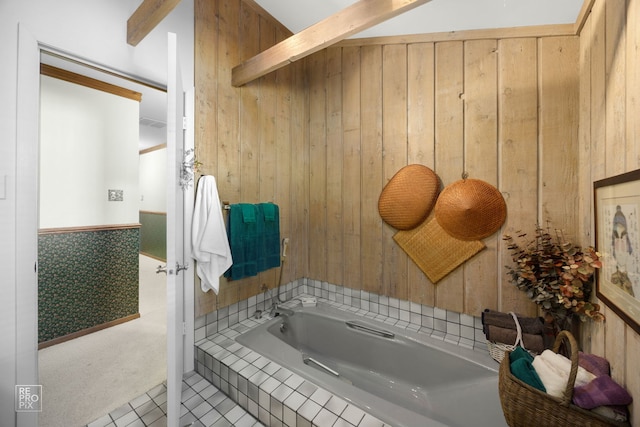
[140,407,164,426]
[297,381,318,397]
[239,363,260,380]
[357,414,384,427]
[260,376,281,394]
[200,384,218,400]
[114,410,138,427]
[312,408,338,427]
[271,394,285,420]
[192,377,211,392]
[341,405,365,426]
[109,403,133,420]
[262,361,282,376]
[283,391,307,412]
[259,388,270,409]
[309,388,332,407]
[235,412,258,427]
[199,408,222,426]
[221,353,240,367]
[225,405,247,424]
[332,419,356,427]
[409,301,422,314]
[252,356,271,370]
[324,396,348,416]
[284,374,305,390]
[283,405,297,427]
[191,400,214,419]
[460,313,475,326]
[272,367,294,383]
[181,386,197,402]
[87,414,112,427]
[259,405,270,424]
[297,399,322,423]
[272,383,294,403]
[183,393,204,411]
[249,370,270,388]
[134,400,158,418]
[129,393,151,409]
[446,310,460,323]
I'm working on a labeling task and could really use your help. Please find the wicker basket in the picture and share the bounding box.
[498,330,630,427]
[487,312,525,363]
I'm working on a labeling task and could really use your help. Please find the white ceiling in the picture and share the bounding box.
[253,0,584,39]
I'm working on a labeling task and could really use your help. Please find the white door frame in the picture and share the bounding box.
[15,22,40,427]
[15,24,195,427]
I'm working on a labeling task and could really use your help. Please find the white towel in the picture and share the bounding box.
[532,349,596,398]
[191,175,233,293]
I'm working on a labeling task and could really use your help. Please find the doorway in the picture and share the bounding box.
[37,50,169,427]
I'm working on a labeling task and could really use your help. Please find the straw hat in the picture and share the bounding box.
[378,164,440,230]
[434,178,506,240]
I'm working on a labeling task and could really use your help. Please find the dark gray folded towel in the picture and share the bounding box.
[482,309,545,335]
[486,325,545,354]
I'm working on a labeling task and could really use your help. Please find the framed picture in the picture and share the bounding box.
[594,169,640,334]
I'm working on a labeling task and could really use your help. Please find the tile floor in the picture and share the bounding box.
[85,371,263,427]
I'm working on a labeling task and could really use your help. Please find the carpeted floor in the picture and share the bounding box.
[38,255,167,427]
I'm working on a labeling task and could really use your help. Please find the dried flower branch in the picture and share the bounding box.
[503,223,605,327]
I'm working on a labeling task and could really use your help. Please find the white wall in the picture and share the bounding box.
[40,75,140,228]
[140,147,168,213]
[0,1,194,425]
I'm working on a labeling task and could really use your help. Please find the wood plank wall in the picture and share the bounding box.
[306,34,581,318]
[194,0,308,316]
[195,0,584,319]
[194,0,640,421]
[580,0,640,423]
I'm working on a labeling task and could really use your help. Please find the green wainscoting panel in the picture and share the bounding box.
[38,226,140,343]
[139,211,166,261]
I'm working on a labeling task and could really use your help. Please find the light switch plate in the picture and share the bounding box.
[108,189,123,201]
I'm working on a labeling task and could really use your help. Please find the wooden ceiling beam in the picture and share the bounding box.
[231,0,432,87]
[127,0,182,46]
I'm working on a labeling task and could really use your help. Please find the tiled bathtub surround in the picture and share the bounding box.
[195,280,492,426]
[196,309,389,427]
[195,279,488,351]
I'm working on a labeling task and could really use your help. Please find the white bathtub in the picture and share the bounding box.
[236,301,507,427]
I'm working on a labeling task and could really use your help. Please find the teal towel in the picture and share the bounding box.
[262,203,276,221]
[225,204,258,280]
[509,346,534,364]
[241,204,256,223]
[510,348,546,392]
[257,203,280,271]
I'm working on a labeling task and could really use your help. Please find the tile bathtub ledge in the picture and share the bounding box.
[195,293,495,427]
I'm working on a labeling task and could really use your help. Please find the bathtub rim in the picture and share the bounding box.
[251,299,499,373]
[234,298,504,427]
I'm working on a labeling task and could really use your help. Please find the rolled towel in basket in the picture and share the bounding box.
[482,309,545,335]
[573,375,633,409]
[591,405,629,422]
[532,349,596,398]
[578,351,611,377]
[486,325,546,354]
[509,347,546,392]
[511,358,547,392]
